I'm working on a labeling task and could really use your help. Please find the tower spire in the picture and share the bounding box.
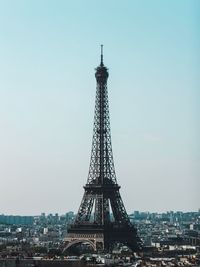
[100,44,103,65]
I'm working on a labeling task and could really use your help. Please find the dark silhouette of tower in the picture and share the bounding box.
[65,46,141,252]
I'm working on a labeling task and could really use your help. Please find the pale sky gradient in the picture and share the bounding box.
[0,0,199,215]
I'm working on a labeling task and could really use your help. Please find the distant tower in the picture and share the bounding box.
[65,46,141,252]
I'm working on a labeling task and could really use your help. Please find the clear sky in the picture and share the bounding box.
[0,0,199,215]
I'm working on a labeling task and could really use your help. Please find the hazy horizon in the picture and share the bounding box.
[0,0,199,215]
[1,208,200,217]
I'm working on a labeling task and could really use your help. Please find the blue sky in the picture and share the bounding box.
[0,0,199,215]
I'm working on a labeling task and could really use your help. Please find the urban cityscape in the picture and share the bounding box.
[0,47,199,265]
[0,210,200,266]
[1,1,199,266]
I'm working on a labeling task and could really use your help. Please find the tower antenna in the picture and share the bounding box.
[101,44,103,65]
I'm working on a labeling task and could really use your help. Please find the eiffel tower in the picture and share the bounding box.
[65,46,141,252]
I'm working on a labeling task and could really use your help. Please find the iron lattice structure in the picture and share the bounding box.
[66,46,141,252]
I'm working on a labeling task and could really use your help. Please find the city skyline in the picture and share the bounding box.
[0,1,199,215]
[1,209,200,217]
